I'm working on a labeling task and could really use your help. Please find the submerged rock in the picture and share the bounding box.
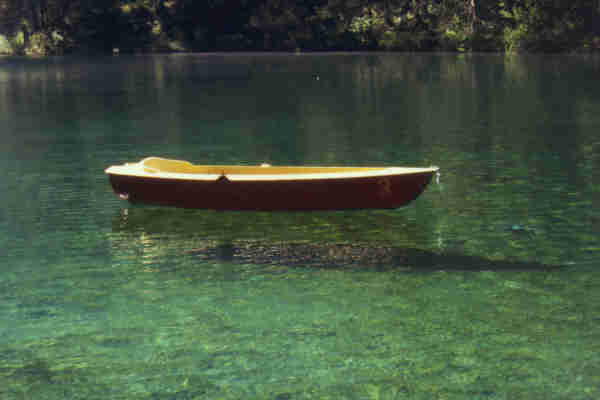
[506,224,536,236]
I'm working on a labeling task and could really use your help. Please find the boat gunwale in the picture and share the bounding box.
[104,158,439,182]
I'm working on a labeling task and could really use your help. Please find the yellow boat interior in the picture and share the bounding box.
[140,157,384,175]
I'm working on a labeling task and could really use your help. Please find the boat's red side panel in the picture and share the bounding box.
[107,172,435,211]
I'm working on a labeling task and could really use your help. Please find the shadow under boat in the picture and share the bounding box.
[110,207,566,272]
[186,241,567,272]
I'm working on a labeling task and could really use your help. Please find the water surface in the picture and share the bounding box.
[1,53,599,399]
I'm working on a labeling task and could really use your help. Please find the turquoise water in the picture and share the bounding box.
[1,53,599,399]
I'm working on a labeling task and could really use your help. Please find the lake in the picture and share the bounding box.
[1,53,599,399]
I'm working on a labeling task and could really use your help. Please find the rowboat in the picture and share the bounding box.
[105,157,439,211]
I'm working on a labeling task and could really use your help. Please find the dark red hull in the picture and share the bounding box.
[107,171,436,211]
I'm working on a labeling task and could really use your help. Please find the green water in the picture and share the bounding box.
[1,53,599,399]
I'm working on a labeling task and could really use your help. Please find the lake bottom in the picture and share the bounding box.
[2,241,598,400]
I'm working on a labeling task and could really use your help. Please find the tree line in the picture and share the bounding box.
[1,0,599,55]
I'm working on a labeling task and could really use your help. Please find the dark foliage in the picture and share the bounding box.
[1,0,599,55]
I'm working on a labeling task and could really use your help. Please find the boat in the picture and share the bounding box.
[105,157,439,211]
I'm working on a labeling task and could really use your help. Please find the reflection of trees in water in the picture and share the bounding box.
[186,240,565,272]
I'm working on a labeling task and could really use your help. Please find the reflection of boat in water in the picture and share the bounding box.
[105,157,439,211]
[110,204,434,247]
